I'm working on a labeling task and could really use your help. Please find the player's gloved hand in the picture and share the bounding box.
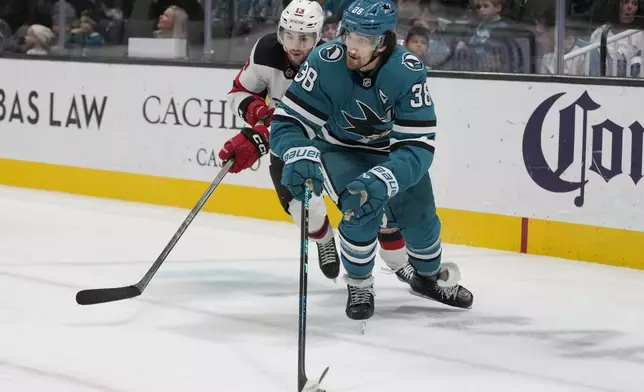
[245,98,274,126]
[343,166,399,226]
[281,146,324,200]
[218,124,270,173]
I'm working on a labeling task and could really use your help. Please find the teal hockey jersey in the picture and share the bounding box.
[319,0,355,14]
[269,41,437,193]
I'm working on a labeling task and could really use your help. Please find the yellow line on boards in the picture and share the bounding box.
[0,157,641,270]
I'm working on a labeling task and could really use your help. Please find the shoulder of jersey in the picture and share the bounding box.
[251,32,285,68]
[311,40,346,65]
[385,44,427,75]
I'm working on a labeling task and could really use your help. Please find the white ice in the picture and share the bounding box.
[0,185,642,392]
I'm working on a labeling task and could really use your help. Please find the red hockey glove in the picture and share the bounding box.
[218,124,270,173]
[245,99,274,127]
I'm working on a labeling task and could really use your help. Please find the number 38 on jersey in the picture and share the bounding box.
[294,61,318,92]
[410,81,433,108]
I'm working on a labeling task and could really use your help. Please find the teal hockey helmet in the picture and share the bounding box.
[340,0,397,37]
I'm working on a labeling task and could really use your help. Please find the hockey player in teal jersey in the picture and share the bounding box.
[269,0,474,321]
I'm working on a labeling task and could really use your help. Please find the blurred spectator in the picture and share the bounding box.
[532,7,555,72]
[397,0,424,23]
[153,5,188,38]
[589,0,644,68]
[51,14,74,41]
[151,0,204,21]
[52,0,78,24]
[408,1,453,68]
[67,9,105,46]
[322,14,340,42]
[541,29,589,74]
[25,23,54,55]
[404,26,431,64]
[456,0,508,52]
[0,0,638,77]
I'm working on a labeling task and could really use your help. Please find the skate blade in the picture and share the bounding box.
[408,288,439,303]
[408,288,472,310]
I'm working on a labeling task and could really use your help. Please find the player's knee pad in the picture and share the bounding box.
[337,225,378,279]
[377,228,407,271]
[402,215,442,276]
[269,153,293,214]
[287,196,331,243]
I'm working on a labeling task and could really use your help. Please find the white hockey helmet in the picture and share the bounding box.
[278,0,324,49]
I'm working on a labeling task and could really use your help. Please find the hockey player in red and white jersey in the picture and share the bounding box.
[219,0,411,284]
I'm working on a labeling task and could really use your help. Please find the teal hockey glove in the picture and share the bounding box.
[343,166,399,226]
[281,146,324,201]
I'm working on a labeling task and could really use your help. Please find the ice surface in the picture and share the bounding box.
[0,185,642,392]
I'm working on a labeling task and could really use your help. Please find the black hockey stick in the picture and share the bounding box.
[75,159,234,305]
[298,180,329,392]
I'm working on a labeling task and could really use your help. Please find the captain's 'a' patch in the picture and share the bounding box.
[320,44,344,62]
[402,52,425,71]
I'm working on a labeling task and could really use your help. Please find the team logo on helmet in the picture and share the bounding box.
[320,44,344,62]
[402,52,425,71]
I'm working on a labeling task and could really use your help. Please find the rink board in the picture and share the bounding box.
[1,157,642,270]
[0,58,643,270]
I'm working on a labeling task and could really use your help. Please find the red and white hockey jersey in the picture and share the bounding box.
[227,33,322,124]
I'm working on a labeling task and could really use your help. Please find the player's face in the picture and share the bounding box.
[342,31,381,70]
[279,28,318,66]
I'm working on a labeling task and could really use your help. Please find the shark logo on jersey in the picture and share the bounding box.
[402,52,425,71]
[320,44,344,62]
[342,100,393,141]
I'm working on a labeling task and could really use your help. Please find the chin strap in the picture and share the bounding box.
[360,51,382,72]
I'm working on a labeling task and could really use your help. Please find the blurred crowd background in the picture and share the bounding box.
[0,0,642,77]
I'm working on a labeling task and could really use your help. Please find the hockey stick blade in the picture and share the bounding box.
[76,285,141,305]
[75,160,234,306]
[301,367,330,392]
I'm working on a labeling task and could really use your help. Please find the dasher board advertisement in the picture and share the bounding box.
[0,59,272,189]
[0,58,642,268]
[430,80,644,232]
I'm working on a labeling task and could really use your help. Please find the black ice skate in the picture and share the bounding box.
[409,262,474,309]
[343,275,375,321]
[394,262,415,285]
[316,236,340,279]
